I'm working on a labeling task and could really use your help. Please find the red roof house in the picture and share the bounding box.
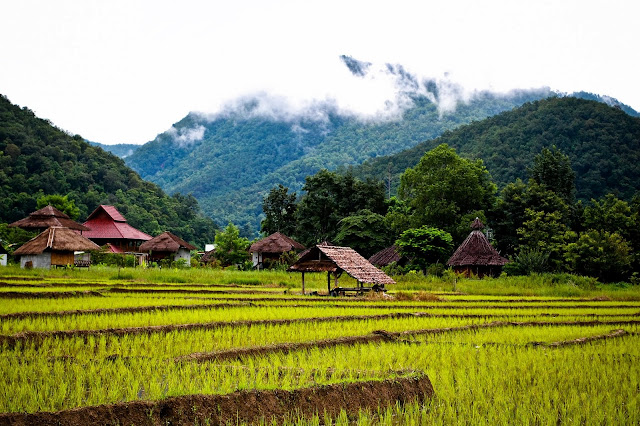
[81,205,152,252]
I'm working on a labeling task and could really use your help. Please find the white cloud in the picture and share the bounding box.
[167,125,206,147]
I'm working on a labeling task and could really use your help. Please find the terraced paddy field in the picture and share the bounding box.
[0,267,639,425]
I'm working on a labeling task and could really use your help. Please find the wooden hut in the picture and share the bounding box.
[8,205,90,232]
[139,232,196,266]
[447,218,508,278]
[13,227,100,269]
[368,245,405,267]
[249,232,305,269]
[81,205,152,252]
[0,244,7,267]
[288,244,395,296]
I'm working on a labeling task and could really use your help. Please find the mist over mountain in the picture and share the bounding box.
[123,56,639,236]
[88,141,139,158]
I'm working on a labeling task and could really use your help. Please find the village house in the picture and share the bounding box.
[13,226,100,269]
[249,232,305,269]
[139,231,196,266]
[447,218,509,278]
[81,205,152,252]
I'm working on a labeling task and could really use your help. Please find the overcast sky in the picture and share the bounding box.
[1,0,638,145]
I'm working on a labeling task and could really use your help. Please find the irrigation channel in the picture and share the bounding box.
[0,277,639,424]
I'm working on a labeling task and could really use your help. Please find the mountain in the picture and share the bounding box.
[125,68,559,234]
[88,141,140,158]
[0,95,217,248]
[353,97,640,201]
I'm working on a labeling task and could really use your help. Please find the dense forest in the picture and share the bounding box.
[353,97,640,201]
[263,144,640,282]
[0,95,218,248]
[125,89,555,235]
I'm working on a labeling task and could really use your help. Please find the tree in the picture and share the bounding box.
[564,230,632,282]
[260,184,297,236]
[398,144,496,242]
[395,226,453,273]
[36,194,80,220]
[527,146,576,204]
[213,223,250,266]
[334,209,391,258]
[583,194,634,238]
[295,170,386,246]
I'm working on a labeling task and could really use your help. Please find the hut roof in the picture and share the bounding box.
[249,232,305,254]
[13,227,100,256]
[447,218,508,267]
[8,205,90,231]
[82,205,152,241]
[139,232,196,253]
[289,244,395,285]
[368,245,401,267]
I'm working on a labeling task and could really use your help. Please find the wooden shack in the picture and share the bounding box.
[447,218,508,278]
[8,205,90,232]
[288,244,395,296]
[139,232,196,266]
[81,205,152,252]
[13,227,100,269]
[249,232,305,269]
[368,245,405,267]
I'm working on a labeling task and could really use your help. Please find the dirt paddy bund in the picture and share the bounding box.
[0,375,434,426]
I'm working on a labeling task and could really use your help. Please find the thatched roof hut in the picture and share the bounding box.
[249,232,305,268]
[9,205,90,232]
[82,205,151,252]
[288,244,395,294]
[368,245,403,267]
[13,227,100,269]
[139,232,196,266]
[447,218,508,278]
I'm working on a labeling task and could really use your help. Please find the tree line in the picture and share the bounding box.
[260,144,640,282]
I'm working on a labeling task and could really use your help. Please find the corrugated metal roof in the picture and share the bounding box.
[86,205,127,222]
[82,207,152,241]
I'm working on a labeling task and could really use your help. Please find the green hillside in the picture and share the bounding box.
[126,89,553,234]
[0,95,217,248]
[353,97,640,201]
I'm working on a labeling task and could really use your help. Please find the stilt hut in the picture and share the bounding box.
[9,205,90,232]
[288,244,395,296]
[139,232,196,266]
[81,205,152,252]
[447,218,508,278]
[13,227,100,269]
[249,232,305,269]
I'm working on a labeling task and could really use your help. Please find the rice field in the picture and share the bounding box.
[0,266,639,425]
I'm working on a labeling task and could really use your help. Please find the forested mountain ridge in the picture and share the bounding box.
[88,141,139,158]
[353,97,640,202]
[0,94,218,248]
[125,88,557,234]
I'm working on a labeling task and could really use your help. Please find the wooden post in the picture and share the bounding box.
[334,272,339,288]
[327,271,331,295]
[301,272,305,295]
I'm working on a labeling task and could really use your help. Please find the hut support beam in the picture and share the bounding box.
[327,272,331,294]
[301,272,305,295]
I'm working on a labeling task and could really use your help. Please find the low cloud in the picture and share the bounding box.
[166,124,206,147]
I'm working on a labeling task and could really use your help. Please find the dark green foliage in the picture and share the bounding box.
[213,223,250,267]
[334,209,391,258]
[395,226,453,273]
[564,230,632,282]
[36,194,80,220]
[295,170,386,246]
[527,146,576,204]
[354,97,640,202]
[88,141,140,159]
[0,94,218,249]
[503,248,551,276]
[398,144,496,242]
[260,184,297,236]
